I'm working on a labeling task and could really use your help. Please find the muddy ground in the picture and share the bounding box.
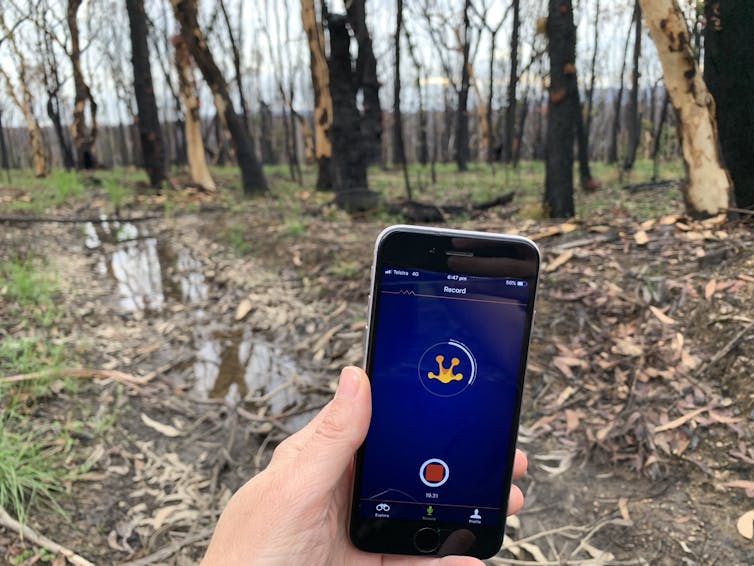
[1,196,752,565]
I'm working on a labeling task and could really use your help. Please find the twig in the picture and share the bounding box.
[116,527,214,566]
[0,367,148,387]
[0,506,95,566]
[693,321,754,379]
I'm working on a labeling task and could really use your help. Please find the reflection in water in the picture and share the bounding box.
[85,219,207,313]
[111,236,164,311]
[175,249,208,304]
[193,329,312,430]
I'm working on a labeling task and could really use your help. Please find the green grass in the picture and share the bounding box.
[0,411,66,525]
[1,158,687,222]
[222,222,254,255]
[0,257,61,327]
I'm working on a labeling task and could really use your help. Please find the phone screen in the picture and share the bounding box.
[356,263,532,527]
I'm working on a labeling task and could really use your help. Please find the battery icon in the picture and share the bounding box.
[517,281,527,287]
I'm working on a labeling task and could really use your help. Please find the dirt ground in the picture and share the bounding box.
[1,195,752,565]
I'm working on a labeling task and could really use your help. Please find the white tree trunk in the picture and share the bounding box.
[639,0,731,216]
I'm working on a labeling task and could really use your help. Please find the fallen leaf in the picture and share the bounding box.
[565,409,581,433]
[654,407,709,433]
[722,480,754,497]
[649,305,677,325]
[618,497,630,521]
[634,230,649,245]
[704,279,717,299]
[140,413,182,437]
[737,509,754,540]
[612,339,643,357]
[738,274,754,284]
[235,298,253,321]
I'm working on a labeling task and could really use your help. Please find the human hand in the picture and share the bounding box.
[201,366,527,565]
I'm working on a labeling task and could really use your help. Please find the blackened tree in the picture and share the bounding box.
[704,0,754,209]
[543,0,578,218]
[126,0,166,188]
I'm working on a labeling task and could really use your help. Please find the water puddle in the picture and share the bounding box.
[83,217,317,430]
[85,218,207,313]
[192,328,315,431]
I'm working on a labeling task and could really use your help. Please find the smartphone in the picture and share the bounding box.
[349,225,540,558]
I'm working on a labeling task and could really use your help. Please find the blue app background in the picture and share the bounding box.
[358,267,530,525]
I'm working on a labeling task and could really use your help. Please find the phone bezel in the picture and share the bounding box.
[349,225,540,558]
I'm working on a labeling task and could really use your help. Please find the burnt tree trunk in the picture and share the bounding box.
[607,5,635,164]
[404,25,428,166]
[171,0,267,194]
[455,0,472,172]
[219,0,250,136]
[346,0,382,165]
[704,0,754,209]
[651,88,670,181]
[504,0,520,164]
[259,101,277,165]
[623,1,643,171]
[544,0,577,218]
[126,0,166,188]
[0,110,9,178]
[575,89,596,189]
[584,0,600,154]
[41,30,74,170]
[67,0,98,169]
[393,0,411,199]
[326,13,378,212]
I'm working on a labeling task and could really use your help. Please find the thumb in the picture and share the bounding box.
[294,366,371,491]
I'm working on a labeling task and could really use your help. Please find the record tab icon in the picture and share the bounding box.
[420,458,450,488]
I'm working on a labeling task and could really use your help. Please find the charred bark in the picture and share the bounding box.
[607,5,635,164]
[544,0,577,218]
[393,0,411,199]
[455,0,472,172]
[171,0,267,194]
[346,0,382,165]
[623,1,643,171]
[704,0,754,209]
[67,0,98,169]
[126,0,166,188]
[326,13,378,212]
[504,0,520,164]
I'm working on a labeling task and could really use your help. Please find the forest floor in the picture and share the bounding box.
[0,162,752,565]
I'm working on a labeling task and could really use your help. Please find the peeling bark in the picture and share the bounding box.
[301,0,332,189]
[640,0,731,216]
[173,35,215,192]
[171,0,267,194]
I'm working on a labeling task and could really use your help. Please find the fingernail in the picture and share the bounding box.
[335,366,361,400]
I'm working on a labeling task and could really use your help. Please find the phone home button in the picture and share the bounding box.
[413,527,440,553]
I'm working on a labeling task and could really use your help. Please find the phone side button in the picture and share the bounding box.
[413,527,440,554]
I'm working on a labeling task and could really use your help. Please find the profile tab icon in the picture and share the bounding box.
[420,458,450,487]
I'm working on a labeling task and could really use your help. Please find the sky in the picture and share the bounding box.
[0,0,687,129]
